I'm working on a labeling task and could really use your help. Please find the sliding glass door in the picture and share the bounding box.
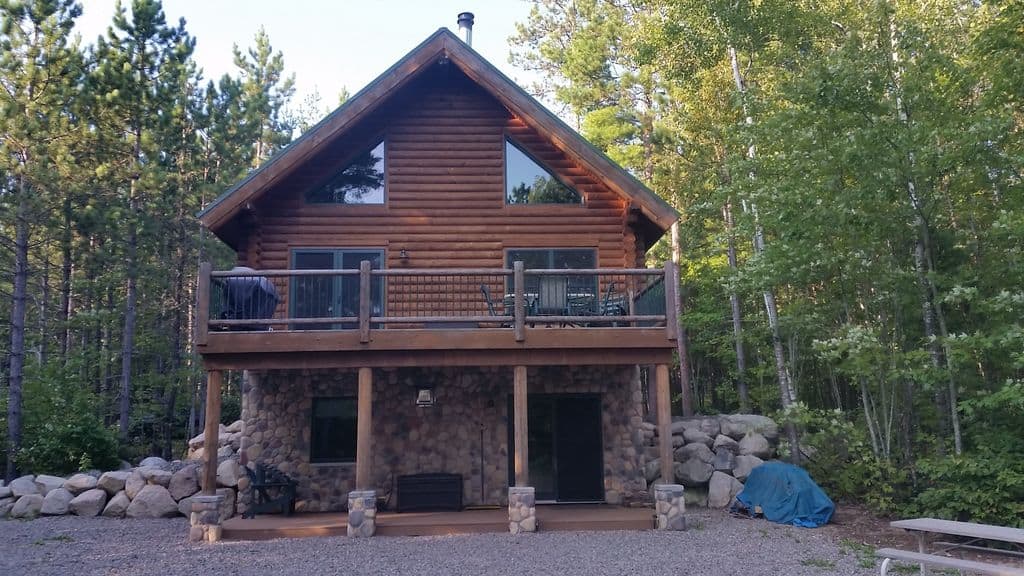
[290,249,384,329]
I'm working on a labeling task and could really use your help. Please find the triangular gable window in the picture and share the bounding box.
[505,138,581,205]
[306,140,386,204]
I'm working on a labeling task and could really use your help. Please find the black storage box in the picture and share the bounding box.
[396,473,463,512]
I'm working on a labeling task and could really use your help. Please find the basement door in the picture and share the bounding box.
[508,394,604,502]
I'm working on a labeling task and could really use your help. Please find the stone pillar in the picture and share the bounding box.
[347,490,377,537]
[654,484,687,531]
[189,494,225,543]
[508,486,536,534]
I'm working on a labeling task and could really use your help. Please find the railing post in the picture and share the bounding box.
[663,262,678,341]
[196,262,211,346]
[513,261,525,342]
[359,260,371,343]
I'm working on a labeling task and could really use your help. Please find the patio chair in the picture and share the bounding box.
[480,284,510,328]
[537,275,571,326]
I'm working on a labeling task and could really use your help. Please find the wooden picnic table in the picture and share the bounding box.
[878,518,1024,576]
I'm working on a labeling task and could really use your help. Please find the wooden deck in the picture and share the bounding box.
[222,505,655,540]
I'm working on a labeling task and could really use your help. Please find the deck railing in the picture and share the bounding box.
[196,261,677,345]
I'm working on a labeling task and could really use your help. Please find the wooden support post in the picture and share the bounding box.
[359,261,371,343]
[513,261,525,342]
[656,363,673,485]
[513,365,529,486]
[196,262,211,346]
[663,262,678,341]
[202,369,223,495]
[355,367,373,490]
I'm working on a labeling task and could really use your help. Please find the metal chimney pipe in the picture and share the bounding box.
[457,12,474,46]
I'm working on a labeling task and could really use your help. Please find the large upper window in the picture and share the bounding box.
[506,248,596,296]
[505,139,581,205]
[310,397,357,463]
[306,140,385,204]
[290,249,384,329]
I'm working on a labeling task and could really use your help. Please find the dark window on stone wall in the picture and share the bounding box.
[310,397,357,463]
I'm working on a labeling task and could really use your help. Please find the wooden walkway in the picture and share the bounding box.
[222,505,655,540]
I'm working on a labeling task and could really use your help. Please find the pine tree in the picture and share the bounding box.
[0,0,83,480]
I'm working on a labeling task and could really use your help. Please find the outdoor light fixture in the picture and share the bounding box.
[400,249,409,262]
[415,387,435,407]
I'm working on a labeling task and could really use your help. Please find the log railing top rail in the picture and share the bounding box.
[201,262,676,345]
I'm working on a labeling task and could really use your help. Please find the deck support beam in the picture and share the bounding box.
[513,365,528,486]
[655,363,673,484]
[355,367,373,490]
[202,370,223,495]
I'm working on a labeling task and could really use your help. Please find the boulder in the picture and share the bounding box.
[217,487,236,522]
[739,432,773,459]
[708,471,744,508]
[126,484,178,518]
[644,459,662,483]
[674,458,714,487]
[169,465,200,501]
[187,431,206,450]
[721,414,779,441]
[138,467,172,487]
[674,442,714,464]
[69,488,107,517]
[217,445,234,459]
[10,494,44,518]
[0,486,11,499]
[97,471,130,496]
[101,491,130,518]
[0,497,15,518]
[712,449,737,472]
[125,471,146,500]
[670,416,721,438]
[64,473,98,495]
[9,475,37,497]
[41,488,74,515]
[226,419,244,434]
[177,495,194,518]
[34,474,66,496]
[733,455,764,481]
[216,459,240,488]
[228,432,242,451]
[138,456,170,471]
[713,434,740,454]
[682,428,714,448]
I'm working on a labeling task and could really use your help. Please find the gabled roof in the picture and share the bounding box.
[198,28,679,235]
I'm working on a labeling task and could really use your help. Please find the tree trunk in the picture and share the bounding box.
[59,194,73,362]
[723,201,750,411]
[671,223,694,417]
[5,175,30,482]
[729,45,799,459]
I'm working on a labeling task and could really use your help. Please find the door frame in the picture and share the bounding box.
[507,392,605,503]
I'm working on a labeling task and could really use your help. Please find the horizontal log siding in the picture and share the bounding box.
[248,69,637,315]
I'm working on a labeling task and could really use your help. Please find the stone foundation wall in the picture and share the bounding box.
[241,365,648,512]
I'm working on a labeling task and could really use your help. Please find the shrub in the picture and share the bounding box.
[13,365,120,475]
[910,451,1024,528]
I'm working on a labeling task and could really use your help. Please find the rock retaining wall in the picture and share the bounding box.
[0,432,246,522]
[641,414,777,508]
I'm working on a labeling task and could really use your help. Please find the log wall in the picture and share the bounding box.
[244,67,640,312]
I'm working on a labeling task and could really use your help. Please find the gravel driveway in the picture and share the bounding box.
[1,509,879,576]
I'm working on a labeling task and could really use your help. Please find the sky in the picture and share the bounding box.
[74,0,540,111]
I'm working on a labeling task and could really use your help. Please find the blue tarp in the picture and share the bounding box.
[734,462,835,528]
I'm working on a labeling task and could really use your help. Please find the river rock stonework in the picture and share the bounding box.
[189,494,224,543]
[508,486,536,534]
[346,490,377,537]
[654,483,686,530]
[240,365,648,512]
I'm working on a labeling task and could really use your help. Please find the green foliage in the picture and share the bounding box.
[911,451,1024,528]
[782,407,909,515]
[13,364,119,475]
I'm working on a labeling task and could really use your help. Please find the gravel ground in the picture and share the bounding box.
[1,509,881,576]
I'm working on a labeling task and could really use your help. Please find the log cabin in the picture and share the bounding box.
[193,20,681,537]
